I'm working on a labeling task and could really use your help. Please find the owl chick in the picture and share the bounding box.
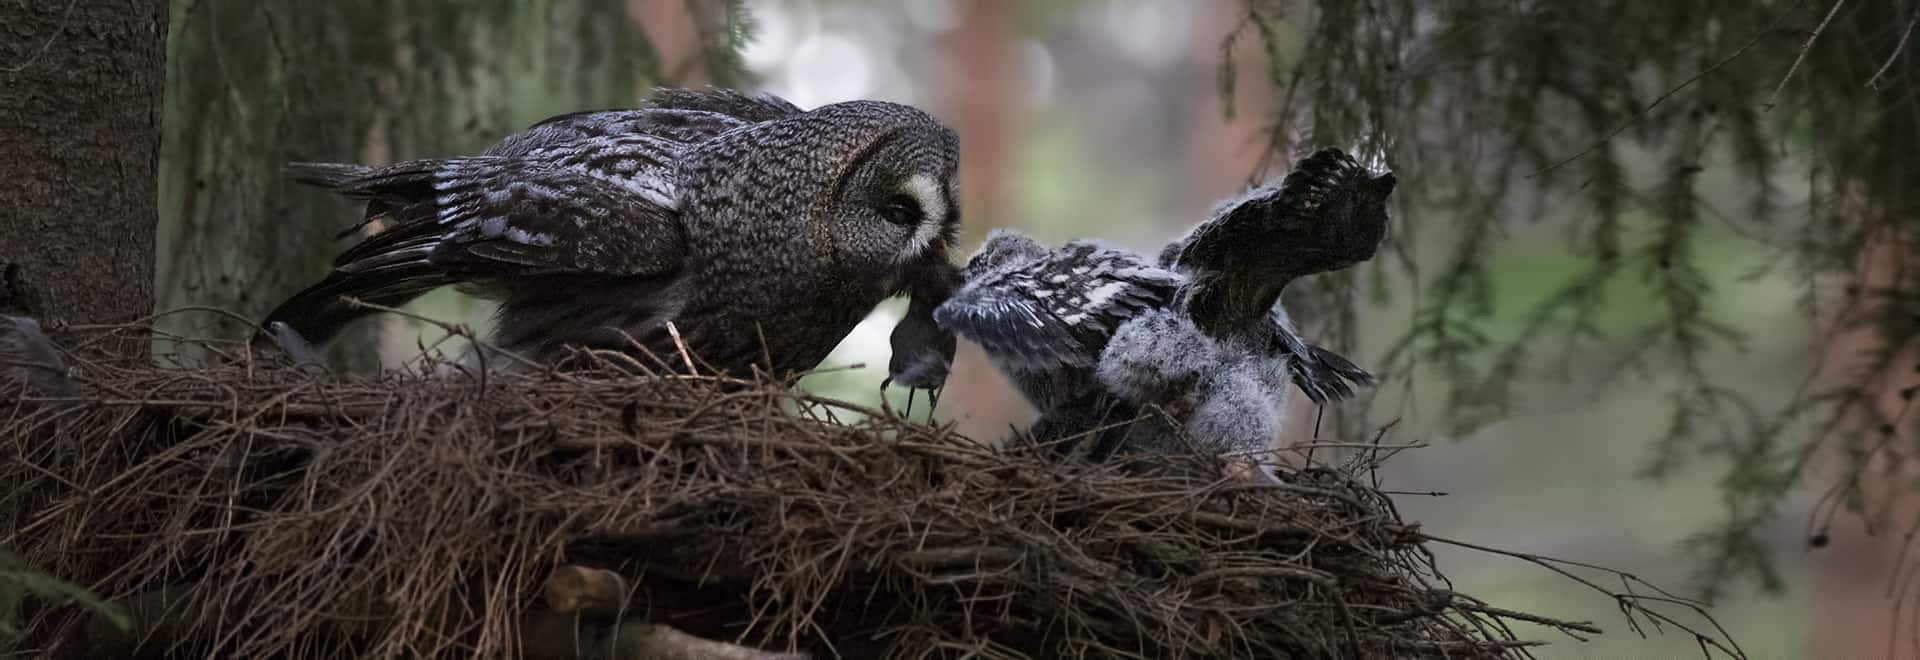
[0,315,77,398]
[936,148,1394,480]
[262,88,963,389]
[932,234,1307,480]
[1147,146,1393,411]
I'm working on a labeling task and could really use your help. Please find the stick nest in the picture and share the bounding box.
[3,324,1585,659]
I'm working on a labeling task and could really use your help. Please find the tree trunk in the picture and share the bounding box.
[629,0,709,86]
[938,0,1031,442]
[0,0,167,330]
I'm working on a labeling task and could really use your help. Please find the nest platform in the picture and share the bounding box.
[0,323,1711,659]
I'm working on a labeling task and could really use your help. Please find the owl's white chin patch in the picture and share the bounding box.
[896,173,948,264]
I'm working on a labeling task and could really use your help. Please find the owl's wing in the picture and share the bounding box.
[1293,343,1376,403]
[265,148,686,346]
[487,109,749,157]
[345,112,706,241]
[648,87,805,123]
[1266,323,1376,404]
[935,241,1181,370]
[1173,148,1394,334]
[478,87,803,160]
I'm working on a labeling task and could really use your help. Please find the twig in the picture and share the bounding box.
[339,296,564,380]
[665,320,699,377]
[1423,534,1747,659]
[1450,599,1603,636]
[1529,0,1806,178]
[1867,11,1918,89]
[1766,0,1847,110]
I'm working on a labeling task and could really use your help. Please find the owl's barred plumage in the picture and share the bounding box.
[264,88,964,384]
[936,233,1181,372]
[938,148,1395,480]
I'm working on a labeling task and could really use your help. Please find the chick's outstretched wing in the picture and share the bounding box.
[935,241,1181,370]
[1173,148,1395,334]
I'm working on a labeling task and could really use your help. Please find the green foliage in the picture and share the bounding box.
[0,552,127,643]
[1233,0,1919,597]
[155,0,753,370]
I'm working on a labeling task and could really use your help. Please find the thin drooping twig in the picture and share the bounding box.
[1866,11,1918,89]
[1765,0,1849,110]
[1422,535,1747,659]
[1529,0,1807,178]
[665,320,700,377]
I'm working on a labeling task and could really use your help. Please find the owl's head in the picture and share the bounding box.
[815,101,962,275]
[679,99,961,284]
[961,228,1050,280]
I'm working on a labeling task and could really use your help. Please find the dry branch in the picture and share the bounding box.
[59,582,805,660]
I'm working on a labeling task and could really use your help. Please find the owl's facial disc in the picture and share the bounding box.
[893,173,953,264]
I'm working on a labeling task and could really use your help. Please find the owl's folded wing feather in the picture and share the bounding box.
[265,153,686,345]
[483,88,803,158]
[649,87,805,123]
[934,242,1180,370]
[488,108,747,157]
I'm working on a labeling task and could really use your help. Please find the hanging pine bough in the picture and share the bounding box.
[1,320,1740,659]
[1224,0,1920,598]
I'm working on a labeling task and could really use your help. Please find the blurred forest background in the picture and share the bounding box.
[19,0,1915,657]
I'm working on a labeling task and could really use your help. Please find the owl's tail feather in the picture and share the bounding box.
[289,160,458,196]
[289,160,456,210]
[1286,344,1377,405]
[258,264,452,350]
[290,160,458,240]
[260,160,491,356]
[287,162,382,190]
[1308,345,1375,387]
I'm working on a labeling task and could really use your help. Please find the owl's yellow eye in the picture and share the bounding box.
[882,193,922,226]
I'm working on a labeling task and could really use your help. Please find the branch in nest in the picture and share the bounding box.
[544,565,630,619]
[63,580,810,660]
[520,613,811,660]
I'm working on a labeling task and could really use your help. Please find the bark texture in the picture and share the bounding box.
[0,0,167,326]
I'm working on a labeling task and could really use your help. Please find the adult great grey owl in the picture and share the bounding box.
[935,148,1394,481]
[261,89,963,387]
